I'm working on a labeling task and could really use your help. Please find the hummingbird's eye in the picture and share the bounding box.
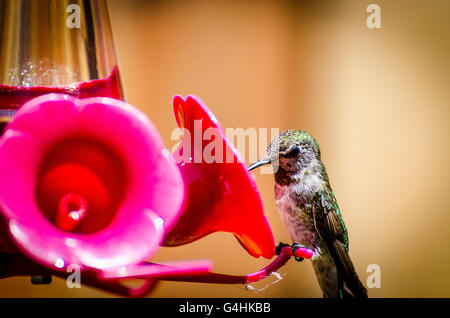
[289,146,301,157]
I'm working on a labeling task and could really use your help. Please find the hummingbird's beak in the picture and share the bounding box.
[248,159,271,171]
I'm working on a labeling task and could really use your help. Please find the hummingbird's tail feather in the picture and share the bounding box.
[311,193,367,298]
[341,282,360,298]
[332,240,368,298]
[312,247,367,298]
[312,250,341,298]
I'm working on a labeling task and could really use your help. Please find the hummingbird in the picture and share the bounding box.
[248,130,367,298]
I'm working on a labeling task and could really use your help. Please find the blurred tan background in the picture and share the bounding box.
[1,0,449,297]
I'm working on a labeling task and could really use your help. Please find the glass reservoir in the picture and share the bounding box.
[0,0,123,132]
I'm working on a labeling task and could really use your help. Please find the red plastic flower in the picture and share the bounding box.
[163,95,275,259]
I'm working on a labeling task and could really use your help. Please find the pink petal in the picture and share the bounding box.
[0,94,184,270]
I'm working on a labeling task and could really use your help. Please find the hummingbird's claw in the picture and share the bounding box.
[275,242,290,255]
[276,242,311,262]
[292,242,307,262]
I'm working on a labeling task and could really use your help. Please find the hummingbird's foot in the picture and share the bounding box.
[275,242,290,255]
[292,242,307,262]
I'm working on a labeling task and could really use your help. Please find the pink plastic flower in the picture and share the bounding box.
[163,95,275,259]
[0,94,211,295]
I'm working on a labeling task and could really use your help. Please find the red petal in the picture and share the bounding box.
[163,95,275,259]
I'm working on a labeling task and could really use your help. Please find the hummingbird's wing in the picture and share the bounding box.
[311,192,368,298]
